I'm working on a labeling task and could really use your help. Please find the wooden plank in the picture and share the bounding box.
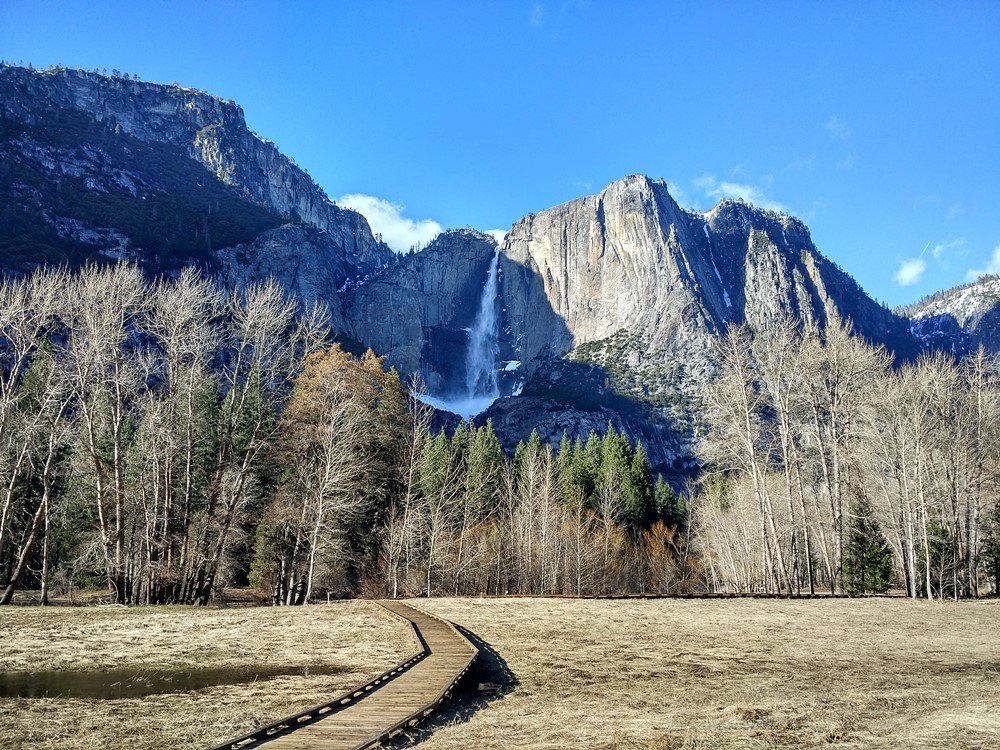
[210,601,478,750]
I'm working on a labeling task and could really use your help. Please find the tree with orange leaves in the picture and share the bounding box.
[251,345,408,604]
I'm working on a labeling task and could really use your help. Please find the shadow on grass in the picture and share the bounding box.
[385,623,519,747]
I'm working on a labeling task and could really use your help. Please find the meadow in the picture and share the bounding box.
[0,602,413,750]
[413,597,1000,750]
[3,597,999,749]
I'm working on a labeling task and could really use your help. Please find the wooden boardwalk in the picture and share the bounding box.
[211,600,478,750]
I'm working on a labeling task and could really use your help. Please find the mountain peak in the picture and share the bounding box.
[441,227,499,246]
[501,171,912,372]
[594,174,800,229]
[704,196,791,223]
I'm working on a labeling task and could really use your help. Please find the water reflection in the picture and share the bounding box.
[0,664,345,699]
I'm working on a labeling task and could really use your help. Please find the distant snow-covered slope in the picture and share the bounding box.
[899,276,1000,354]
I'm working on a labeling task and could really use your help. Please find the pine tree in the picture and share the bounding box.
[654,475,683,528]
[450,421,470,467]
[556,431,573,478]
[623,442,654,530]
[556,430,579,504]
[420,430,452,502]
[515,429,543,477]
[598,425,629,492]
[466,420,505,516]
[512,438,527,478]
[843,495,894,596]
[526,428,543,457]
[580,431,602,501]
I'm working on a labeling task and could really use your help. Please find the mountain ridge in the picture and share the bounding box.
[470,173,921,468]
[899,274,1000,355]
[0,63,393,298]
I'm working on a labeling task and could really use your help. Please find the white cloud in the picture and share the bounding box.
[337,194,442,253]
[966,244,1000,281]
[485,229,508,246]
[894,258,927,286]
[694,174,786,213]
[529,3,546,26]
[894,237,967,286]
[930,237,965,261]
[823,115,851,141]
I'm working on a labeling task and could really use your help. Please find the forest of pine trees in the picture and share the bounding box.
[377,417,687,600]
[1,264,999,605]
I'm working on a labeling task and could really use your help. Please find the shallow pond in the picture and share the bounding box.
[0,663,345,699]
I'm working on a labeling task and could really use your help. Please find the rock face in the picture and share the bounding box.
[900,275,1000,354]
[0,64,392,289]
[215,224,394,328]
[342,229,501,394]
[335,175,927,471]
[501,174,914,372]
[471,175,920,469]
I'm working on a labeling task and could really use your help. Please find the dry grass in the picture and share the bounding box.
[0,602,414,750]
[413,597,1000,750]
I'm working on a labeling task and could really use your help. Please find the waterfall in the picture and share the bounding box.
[412,246,502,421]
[464,246,501,400]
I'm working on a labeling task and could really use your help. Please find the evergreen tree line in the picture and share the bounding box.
[378,417,688,599]
[696,319,1000,599]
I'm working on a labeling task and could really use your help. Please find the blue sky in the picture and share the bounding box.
[2,1,997,306]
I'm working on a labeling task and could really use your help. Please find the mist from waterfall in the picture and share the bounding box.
[414,246,502,421]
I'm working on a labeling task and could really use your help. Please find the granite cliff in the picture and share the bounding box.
[0,64,392,304]
[476,175,918,467]
[341,228,504,395]
[500,174,913,372]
